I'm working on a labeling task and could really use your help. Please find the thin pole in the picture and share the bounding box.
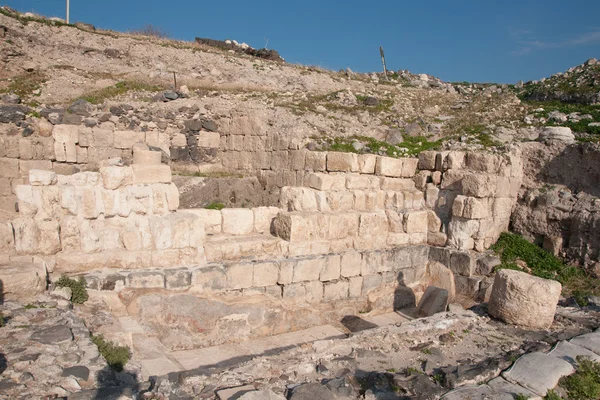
[66,0,70,23]
[380,46,388,81]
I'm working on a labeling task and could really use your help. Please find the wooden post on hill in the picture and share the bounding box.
[380,46,388,81]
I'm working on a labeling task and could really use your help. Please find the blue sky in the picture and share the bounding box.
[5,0,600,83]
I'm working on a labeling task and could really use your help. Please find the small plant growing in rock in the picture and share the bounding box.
[0,312,4,327]
[56,275,89,304]
[560,356,600,400]
[515,394,530,400]
[91,335,131,372]
[431,373,444,385]
[544,389,563,400]
[205,202,225,210]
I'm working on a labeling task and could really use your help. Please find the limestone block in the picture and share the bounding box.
[465,152,501,173]
[461,174,497,198]
[127,271,165,288]
[307,173,346,191]
[293,257,324,282]
[190,266,226,292]
[340,251,362,277]
[226,262,254,290]
[327,152,358,172]
[283,283,306,303]
[326,191,354,212]
[358,154,377,174]
[52,125,79,143]
[447,217,480,250]
[375,156,403,177]
[427,262,456,300]
[324,280,349,301]
[404,211,429,233]
[426,210,442,233]
[346,174,375,190]
[273,212,328,241]
[183,208,221,234]
[416,286,449,317]
[320,255,341,281]
[488,269,561,329]
[0,157,20,178]
[280,187,318,211]
[428,232,447,247]
[149,216,172,250]
[0,261,47,301]
[359,212,388,237]
[114,130,145,149]
[133,150,162,165]
[380,178,415,191]
[197,132,221,148]
[19,160,53,176]
[222,208,254,235]
[401,158,418,178]
[305,151,327,171]
[452,195,490,219]
[445,151,465,170]
[253,206,280,234]
[418,151,437,170]
[253,261,279,287]
[362,274,382,295]
[164,269,191,289]
[29,169,57,186]
[132,164,171,184]
[100,166,133,190]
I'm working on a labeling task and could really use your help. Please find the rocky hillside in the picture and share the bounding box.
[519,58,600,104]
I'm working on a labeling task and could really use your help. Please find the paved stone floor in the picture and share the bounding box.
[113,311,409,379]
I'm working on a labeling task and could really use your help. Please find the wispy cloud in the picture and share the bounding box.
[508,27,600,56]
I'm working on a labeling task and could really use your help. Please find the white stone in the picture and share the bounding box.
[221,209,254,235]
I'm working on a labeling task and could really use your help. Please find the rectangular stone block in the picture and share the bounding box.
[253,206,279,234]
[305,151,327,171]
[418,151,437,170]
[253,261,279,287]
[127,271,165,288]
[324,280,349,301]
[380,178,415,191]
[283,283,306,303]
[132,164,172,184]
[197,131,220,148]
[226,262,254,290]
[305,281,324,303]
[165,269,191,289]
[273,211,328,242]
[293,257,324,283]
[450,251,475,276]
[375,156,403,177]
[404,211,429,233]
[278,259,295,284]
[222,208,254,235]
[358,154,377,174]
[133,150,162,165]
[359,212,388,237]
[327,152,358,172]
[184,208,222,234]
[320,255,341,281]
[0,157,20,178]
[346,174,376,190]
[52,124,79,143]
[340,251,362,277]
[307,173,346,191]
[348,276,363,298]
[401,158,418,177]
[114,130,146,149]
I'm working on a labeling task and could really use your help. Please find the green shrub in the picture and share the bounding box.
[0,312,4,327]
[544,390,563,400]
[560,356,600,400]
[56,275,89,304]
[91,335,131,372]
[205,202,225,210]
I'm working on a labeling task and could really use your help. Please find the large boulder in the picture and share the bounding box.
[0,261,47,302]
[538,127,575,144]
[488,269,561,329]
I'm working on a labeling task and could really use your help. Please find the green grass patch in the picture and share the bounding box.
[56,275,89,304]
[76,80,164,105]
[91,335,130,372]
[544,390,563,400]
[525,100,600,135]
[491,232,600,300]
[0,70,47,99]
[317,134,442,158]
[560,356,600,400]
[515,394,530,400]
[205,202,225,210]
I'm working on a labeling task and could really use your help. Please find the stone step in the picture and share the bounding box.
[205,233,288,263]
[136,324,345,379]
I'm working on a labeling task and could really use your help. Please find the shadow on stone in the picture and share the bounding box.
[67,365,146,400]
[340,315,378,333]
[0,353,7,375]
[395,271,417,311]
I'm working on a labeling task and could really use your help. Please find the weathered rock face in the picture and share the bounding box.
[0,261,47,301]
[488,269,561,329]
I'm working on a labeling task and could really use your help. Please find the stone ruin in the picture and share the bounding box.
[0,117,525,356]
